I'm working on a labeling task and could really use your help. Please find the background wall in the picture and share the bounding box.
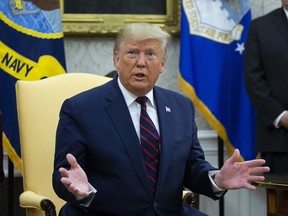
[64,0,282,130]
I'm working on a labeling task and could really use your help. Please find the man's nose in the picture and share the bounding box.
[136,53,146,67]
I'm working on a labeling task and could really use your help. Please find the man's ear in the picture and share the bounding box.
[113,51,120,68]
[160,60,166,73]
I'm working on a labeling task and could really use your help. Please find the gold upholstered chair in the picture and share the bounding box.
[16,73,112,216]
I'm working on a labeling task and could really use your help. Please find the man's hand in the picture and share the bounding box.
[214,149,270,191]
[59,153,90,199]
[280,111,288,129]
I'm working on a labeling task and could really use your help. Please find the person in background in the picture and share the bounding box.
[53,23,269,216]
[244,0,288,174]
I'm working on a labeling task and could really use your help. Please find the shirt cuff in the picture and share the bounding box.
[208,170,226,196]
[77,183,97,207]
[273,111,287,128]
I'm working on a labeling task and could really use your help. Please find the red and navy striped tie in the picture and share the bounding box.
[136,96,160,194]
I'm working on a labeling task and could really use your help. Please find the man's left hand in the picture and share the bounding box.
[214,149,270,191]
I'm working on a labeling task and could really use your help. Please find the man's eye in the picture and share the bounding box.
[127,51,136,57]
[147,52,156,59]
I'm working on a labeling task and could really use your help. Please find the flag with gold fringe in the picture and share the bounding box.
[0,0,66,174]
[179,0,257,160]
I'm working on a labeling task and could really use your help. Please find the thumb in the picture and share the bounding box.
[66,153,79,170]
[227,149,240,165]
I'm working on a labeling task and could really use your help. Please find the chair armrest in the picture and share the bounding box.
[19,191,56,216]
[182,190,199,208]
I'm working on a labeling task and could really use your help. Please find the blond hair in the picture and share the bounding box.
[113,23,171,63]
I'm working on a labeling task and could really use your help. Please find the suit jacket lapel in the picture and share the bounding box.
[104,78,153,199]
[153,88,174,196]
[273,8,288,43]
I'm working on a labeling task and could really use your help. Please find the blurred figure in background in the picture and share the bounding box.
[244,0,288,174]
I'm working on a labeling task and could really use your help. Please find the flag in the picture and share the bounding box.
[0,0,66,174]
[179,0,257,161]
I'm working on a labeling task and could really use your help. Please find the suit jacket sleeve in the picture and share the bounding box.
[52,98,88,206]
[181,99,220,199]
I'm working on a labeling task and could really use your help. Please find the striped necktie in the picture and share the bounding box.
[136,96,160,194]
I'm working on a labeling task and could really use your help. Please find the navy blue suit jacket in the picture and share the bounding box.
[53,77,219,215]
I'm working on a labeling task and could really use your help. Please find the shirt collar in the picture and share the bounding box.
[117,77,155,107]
[284,7,288,19]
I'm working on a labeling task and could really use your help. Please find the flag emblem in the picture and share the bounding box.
[0,0,66,173]
[179,0,257,161]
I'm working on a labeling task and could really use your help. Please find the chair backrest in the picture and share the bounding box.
[16,73,111,216]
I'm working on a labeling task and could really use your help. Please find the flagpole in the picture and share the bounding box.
[218,136,224,216]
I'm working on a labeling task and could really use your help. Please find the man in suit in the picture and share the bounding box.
[53,23,269,216]
[244,0,288,174]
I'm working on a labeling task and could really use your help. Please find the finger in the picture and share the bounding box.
[226,149,240,165]
[244,183,256,191]
[61,178,89,197]
[59,167,69,177]
[66,153,78,170]
[62,181,78,194]
[248,175,265,182]
[242,159,266,168]
[61,177,72,187]
[249,166,270,175]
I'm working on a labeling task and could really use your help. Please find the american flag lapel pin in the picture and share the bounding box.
[165,106,171,112]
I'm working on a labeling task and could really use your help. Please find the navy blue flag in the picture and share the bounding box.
[179,0,258,161]
[0,0,66,173]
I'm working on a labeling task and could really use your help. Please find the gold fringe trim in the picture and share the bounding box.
[226,0,240,12]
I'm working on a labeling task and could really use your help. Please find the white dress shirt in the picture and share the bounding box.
[117,78,160,141]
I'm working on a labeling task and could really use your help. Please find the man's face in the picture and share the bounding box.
[114,39,165,96]
[282,0,288,10]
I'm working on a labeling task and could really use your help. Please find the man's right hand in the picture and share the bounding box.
[59,153,90,199]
